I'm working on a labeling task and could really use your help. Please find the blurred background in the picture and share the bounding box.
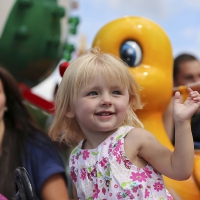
[34,0,200,101]
[0,0,199,128]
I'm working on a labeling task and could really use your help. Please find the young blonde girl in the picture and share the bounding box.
[49,47,200,200]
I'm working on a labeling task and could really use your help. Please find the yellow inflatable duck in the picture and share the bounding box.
[92,16,200,199]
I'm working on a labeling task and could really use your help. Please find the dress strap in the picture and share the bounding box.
[113,126,134,142]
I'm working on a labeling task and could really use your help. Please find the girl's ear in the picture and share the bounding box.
[66,111,75,118]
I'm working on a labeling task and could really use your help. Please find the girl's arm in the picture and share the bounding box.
[170,88,200,179]
[41,173,70,200]
[136,127,193,180]
[163,98,174,142]
[134,88,200,180]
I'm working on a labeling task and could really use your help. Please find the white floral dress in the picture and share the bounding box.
[69,126,173,200]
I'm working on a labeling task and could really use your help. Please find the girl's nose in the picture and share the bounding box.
[100,94,112,106]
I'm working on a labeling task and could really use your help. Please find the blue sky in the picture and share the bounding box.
[33,0,200,100]
[72,0,200,59]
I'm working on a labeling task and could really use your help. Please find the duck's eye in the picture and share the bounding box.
[120,41,142,67]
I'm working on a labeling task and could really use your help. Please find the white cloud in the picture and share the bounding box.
[84,0,168,18]
[77,0,172,49]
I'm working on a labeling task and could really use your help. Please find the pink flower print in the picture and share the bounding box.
[82,150,90,160]
[144,167,152,178]
[125,189,134,198]
[130,195,134,199]
[93,184,100,199]
[91,167,97,177]
[114,140,123,152]
[70,167,77,182]
[126,190,131,195]
[123,159,132,169]
[145,188,150,198]
[113,150,118,156]
[87,172,93,181]
[80,168,87,180]
[103,141,106,145]
[106,179,110,187]
[75,151,81,160]
[99,157,108,169]
[71,156,75,164]
[102,187,106,195]
[128,194,134,199]
[132,186,138,193]
[108,143,113,154]
[117,139,123,147]
[109,193,113,197]
[130,172,147,182]
[114,184,118,188]
[167,195,173,200]
[139,184,143,189]
[110,136,114,140]
[116,154,122,164]
[116,192,123,200]
[147,185,151,190]
[153,182,164,192]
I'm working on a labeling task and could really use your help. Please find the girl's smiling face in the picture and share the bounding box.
[66,74,130,137]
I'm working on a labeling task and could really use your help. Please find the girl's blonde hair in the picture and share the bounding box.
[49,47,143,145]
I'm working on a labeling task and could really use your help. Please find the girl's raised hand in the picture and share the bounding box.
[173,87,200,123]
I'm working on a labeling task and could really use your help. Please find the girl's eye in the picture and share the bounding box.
[113,90,120,95]
[88,91,98,96]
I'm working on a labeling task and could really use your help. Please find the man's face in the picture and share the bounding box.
[174,60,200,87]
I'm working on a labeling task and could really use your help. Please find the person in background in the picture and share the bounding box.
[45,82,74,200]
[163,53,200,145]
[49,48,200,199]
[0,66,69,200]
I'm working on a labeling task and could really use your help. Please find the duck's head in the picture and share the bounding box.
[92,16,173,115]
